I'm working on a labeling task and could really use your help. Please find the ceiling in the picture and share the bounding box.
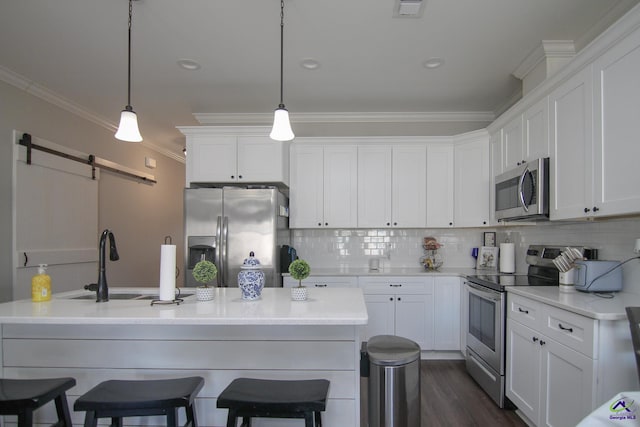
[1,0,638,158]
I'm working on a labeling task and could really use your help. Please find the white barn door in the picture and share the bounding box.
[12,131,98,300]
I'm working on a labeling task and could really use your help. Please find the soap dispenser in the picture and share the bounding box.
[32,264,51,302]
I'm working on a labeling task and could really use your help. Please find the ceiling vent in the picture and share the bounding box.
[394,0,426,18]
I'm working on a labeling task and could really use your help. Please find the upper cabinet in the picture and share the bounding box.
[290,144,358,228]
[592,27,640,217]
[500,97,550,172]
[179,128,290,187]
[358,145,427,228]
[454,132,491,227]
[426,144,455,227]
[549,67,593,220]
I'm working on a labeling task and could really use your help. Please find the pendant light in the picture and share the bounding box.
[115,0,143,142]
[269,0,295,142]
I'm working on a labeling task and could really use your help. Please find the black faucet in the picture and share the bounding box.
[85,229,119,302]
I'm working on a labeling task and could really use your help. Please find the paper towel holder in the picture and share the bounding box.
[152,235,183,306]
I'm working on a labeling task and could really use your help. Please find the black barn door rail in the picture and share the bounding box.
[19,133,157,184]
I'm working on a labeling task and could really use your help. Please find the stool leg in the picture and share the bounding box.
[54,393,73,427]
[17,409,33,427]
[166,407,178,427]
[110,417,123,427]
[186,403,198,427]
[315,411,322,427]
[226,408,238,427]
[242,416,251,427]
[304,411,313,427]
[83,412,98,427]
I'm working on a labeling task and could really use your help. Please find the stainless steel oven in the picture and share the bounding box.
[465,280,507,407]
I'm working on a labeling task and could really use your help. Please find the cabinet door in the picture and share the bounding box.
[363,294,396,341]
[454,135,491,227]
[503,115,524,170]
[506,320,541,426]
[549,67,593,220]
[524,97,550,162]
[186,136,237,184]
[324,146,358,228]
[237,137,286,183]
[426,144,454,227]
[592,28,640,217]
[541,338,596,427]
[290,145,324,228]
[395,293,434,350]
[392,146,427,228]
[433,277,461,350]
[358,146,392,227]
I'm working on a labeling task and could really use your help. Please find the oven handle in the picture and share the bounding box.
[466,281,502,302]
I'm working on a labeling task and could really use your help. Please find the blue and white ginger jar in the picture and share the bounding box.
[238,251,265,300]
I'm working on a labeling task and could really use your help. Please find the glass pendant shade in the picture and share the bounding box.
[270,107,294,141]
[115,107,143,142]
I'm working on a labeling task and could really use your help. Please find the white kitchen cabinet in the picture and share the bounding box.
[504,292,640,427]
[454,132,491,227]
[290,144,358,228]
[359,277,434,350]
[549,67,594,220]
[283,275,358,288]
[185,135,289,186]
[426,144,454,227]
[503,115,524,171]
[592,26,640,217]
[433,277,461,351]
[501,97,549,172]
[357,145,427,228]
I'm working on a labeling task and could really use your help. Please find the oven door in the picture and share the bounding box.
[466,281,505,375]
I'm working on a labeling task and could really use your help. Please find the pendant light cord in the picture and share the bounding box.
[278,0,285,108]
[126,0,133,109]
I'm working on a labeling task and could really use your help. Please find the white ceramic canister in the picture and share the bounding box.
[237,252,265,300]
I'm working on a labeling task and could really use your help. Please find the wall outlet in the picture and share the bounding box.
[145,157,157,169]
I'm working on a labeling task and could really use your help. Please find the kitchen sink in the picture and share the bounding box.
[69,292,194,300]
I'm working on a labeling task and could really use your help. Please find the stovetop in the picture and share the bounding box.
[466,273,558,292]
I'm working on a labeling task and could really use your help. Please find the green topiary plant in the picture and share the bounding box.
[288,259,310,288]
[192,260,217,287]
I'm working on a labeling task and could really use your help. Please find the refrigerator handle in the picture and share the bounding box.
[216,215,223,287]
[222,216,229,287]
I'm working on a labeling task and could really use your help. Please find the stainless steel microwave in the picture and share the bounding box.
[495,157,549,221]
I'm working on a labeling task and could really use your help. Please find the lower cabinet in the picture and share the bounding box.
[360,276,461,352]
[283,275,358,288]
[506,293,614,427]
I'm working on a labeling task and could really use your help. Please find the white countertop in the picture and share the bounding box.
[507,286,640,320]
[283,267,478,277]
[0,287,368,326]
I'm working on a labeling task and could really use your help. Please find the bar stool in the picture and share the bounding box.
[74,376,204,427]
[216,378,330,427]
[0,377,76,427]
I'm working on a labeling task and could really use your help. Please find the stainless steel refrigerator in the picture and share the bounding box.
[184,187,290,287]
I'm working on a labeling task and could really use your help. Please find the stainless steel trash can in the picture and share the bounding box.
[363,335,421,427]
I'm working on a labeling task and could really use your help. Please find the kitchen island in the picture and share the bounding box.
[0,287,368,427]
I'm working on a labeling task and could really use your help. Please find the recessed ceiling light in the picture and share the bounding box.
[423,57,444,69]
[300,58,320,70]
[177,59,201,71]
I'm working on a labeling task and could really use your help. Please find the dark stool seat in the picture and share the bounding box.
[0,377,76,427]
[216,378,330,427]
[74,376,204,427]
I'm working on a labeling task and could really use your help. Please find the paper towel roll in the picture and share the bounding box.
[499,243,515,273]
[159,244,177,301]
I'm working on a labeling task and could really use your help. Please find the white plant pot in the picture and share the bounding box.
[291,287,308,301]
[196,286,215,301]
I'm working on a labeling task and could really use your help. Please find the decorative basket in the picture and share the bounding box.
[196,286,215,301]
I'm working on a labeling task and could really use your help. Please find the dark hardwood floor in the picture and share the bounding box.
[361,360,527,427]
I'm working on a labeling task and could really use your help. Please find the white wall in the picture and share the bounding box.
[292,216,640,293]
[0,80,186,302]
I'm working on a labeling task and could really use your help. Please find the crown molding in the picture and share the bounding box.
[0,66,185,164]
[193,111,495,125]
[512,40,576,80]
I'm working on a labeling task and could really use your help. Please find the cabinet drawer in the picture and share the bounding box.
[541,305,596,357]
[359,276,434,294]
[283,276,358,288]
[507,293,542,330]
